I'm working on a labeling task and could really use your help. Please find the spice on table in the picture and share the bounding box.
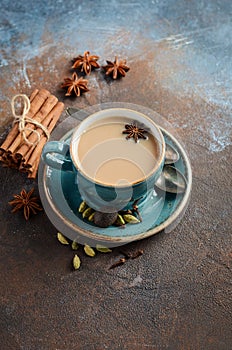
[0,89,64,178]
[71,241,79,250]
[72,51,100,75]
[109,257,127,269]
[122,121,148,143]
[61,72,89,97]
[57,232,70,245]
[131,249,144,259]
[102,56,130,79]
[8,188,43,220]
[73,254,81,270]
[84,244,96,257]
[96,244,112,253]
[110,249,144,269]
[119,249,144,261]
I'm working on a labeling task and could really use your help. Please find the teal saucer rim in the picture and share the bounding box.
[39,125,192,245]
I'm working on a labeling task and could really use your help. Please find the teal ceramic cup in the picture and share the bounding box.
[42,108,165,212]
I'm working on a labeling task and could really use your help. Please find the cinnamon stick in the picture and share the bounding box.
[7,89,51,154]
[26,102,64,177]
[29,89,39,102]
[27,157,40,179]
[22,101,64,167]
[15,94,58,158]
[0,89,48,153]
[0,89,64,178]
[0,153,19,169]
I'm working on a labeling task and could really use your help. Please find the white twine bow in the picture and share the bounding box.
[11,94,50,146]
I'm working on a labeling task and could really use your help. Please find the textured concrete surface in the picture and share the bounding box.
[0,1,231,349]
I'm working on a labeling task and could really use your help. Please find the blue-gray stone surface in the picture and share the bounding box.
[0,1,231,349]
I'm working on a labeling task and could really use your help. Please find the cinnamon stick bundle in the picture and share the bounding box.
[0,89,64,178]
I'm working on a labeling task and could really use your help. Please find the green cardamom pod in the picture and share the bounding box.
[96,244,112,253]
[115,214,126,226]
[78,201,87,213]
[84,244,95,257]
[123,214,140,224]
[82,207,94,219]
[57,232,69,245]
[73,254,81,270]
[88,212,95,222]
[71,241,79,250]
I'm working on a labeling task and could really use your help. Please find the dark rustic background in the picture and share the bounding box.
[0,1,231,349]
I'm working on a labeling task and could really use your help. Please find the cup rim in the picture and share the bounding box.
[70,107,165,188]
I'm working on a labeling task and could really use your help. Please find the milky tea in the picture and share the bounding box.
[75,116,160,186]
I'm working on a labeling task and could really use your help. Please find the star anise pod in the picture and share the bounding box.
[9,188,43,220]
[102,56,130,79]
[122,121,148,143]
[72,51,100,75]
[61,72,89,97]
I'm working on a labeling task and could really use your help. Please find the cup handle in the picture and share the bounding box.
[42,141,73,171]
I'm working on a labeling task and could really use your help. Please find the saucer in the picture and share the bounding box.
[38,108,192,247]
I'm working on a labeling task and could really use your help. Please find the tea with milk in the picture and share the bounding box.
[75,116,160,186]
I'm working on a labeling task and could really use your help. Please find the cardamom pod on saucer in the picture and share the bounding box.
[123,214,140,224]
[82,207,94,219]
[78,201,87,213]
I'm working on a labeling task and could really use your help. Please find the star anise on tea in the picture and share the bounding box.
[72,51,100,75]
[122,121,149,143]
[61,72,89,97]
[102,56,130,79]
[9,188,43,220]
